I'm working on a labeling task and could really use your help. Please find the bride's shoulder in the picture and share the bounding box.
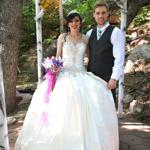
[82,34,89,44]
[58,33,67,43]
[58,33,67,39]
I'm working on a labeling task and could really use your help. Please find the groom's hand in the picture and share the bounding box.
[107,79,117,90]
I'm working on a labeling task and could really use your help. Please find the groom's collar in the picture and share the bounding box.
[97,22,110,32]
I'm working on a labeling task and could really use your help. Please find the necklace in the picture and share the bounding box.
[67,32,82,43]
[68,32,82,39]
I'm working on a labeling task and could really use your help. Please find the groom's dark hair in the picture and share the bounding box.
[93,1,109,12]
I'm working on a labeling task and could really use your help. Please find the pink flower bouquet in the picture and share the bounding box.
[43,56,63,75]
[42,56,63,103]
[41,56,63,126]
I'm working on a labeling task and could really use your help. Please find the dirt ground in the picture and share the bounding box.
[8,62,150,150]
[8,113,150,150]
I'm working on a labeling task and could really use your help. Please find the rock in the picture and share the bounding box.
[15,111,26,120]
[7,117,17,125]
[127,22,150,39]
[129,100,143,114]
[136,39,149,46]
[123,94,134,103]
[125,44,150,73]
[136,95,143,102]
[124,60,134,73]
[16,91,32,105]
[136,90,145,95]
[128,44,150,62]
[131,32,138,39]
[142,85,150,93]
[144,109,150,117]
[129,100,137,114]
[135,105,143,113]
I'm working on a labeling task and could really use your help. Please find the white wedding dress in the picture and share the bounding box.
[15,37,119,150]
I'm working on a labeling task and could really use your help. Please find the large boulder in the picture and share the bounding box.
[125,43,150,73]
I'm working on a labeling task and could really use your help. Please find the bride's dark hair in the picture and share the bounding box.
[65,12,82,32]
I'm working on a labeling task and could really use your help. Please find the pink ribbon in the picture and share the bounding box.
[44,70,56,103]
[41,70,57,126]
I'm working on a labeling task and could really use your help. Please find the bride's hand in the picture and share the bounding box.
[83,57,89,66]
[107,79,117,90]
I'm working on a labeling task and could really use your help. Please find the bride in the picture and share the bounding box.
[15,12,119,150]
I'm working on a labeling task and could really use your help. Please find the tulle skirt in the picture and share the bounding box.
[15,70,119,150]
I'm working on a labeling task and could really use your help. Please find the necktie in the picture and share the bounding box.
[97,29,102,40]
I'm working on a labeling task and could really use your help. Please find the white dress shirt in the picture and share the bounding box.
[86,22,125,80]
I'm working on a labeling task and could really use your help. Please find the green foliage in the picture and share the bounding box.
[133,6,150,27]
[20,0,60,52]
[64,0,98,33]
[21,0,36,51]
[21,0,111,52]
[63,0,113,33]
[42,10,60,37]
[43,38,53,44]
[76,0,96,32]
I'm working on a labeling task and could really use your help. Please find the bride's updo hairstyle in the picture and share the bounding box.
[65,12,82,32]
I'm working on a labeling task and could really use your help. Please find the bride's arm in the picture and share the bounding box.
[56,33,64,57]
[84,48,89,66]
[83,35,89,66]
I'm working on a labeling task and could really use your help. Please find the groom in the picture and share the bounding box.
[86,2,124,102]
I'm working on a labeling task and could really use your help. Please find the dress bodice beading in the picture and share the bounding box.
[62,41,86,72]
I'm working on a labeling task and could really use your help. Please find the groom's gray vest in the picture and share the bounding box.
[88,25,115,82]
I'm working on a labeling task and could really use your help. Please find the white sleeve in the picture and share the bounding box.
[111,27,125,80]
[86,29,93,39]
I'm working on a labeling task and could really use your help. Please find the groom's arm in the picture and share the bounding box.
[108,27,125,90]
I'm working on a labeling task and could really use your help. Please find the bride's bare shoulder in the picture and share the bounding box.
[57,33,67,43]
[58,33,67,39]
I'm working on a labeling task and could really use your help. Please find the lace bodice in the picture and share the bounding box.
[62,41,87,72]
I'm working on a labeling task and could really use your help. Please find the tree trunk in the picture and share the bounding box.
[59,0,64,33]
[118,0,127,118]
[35,0,43,84]
[0,0,23,113]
